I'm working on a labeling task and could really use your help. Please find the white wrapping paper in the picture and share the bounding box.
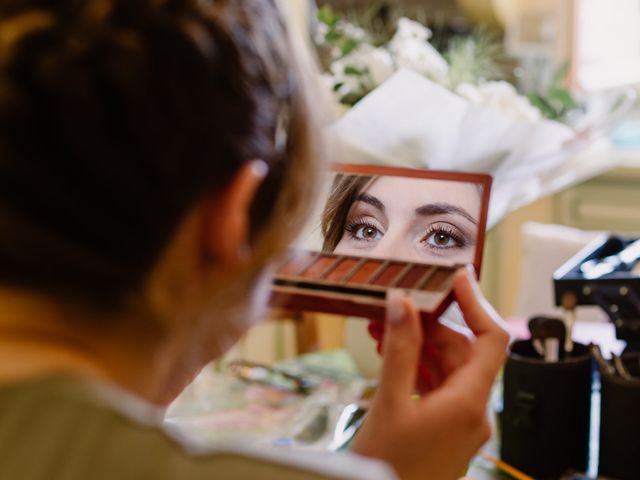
[328,69,578,228]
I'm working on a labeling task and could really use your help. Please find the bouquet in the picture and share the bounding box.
[315,7,576,123]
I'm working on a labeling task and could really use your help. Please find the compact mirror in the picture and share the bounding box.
[271,164,492,321]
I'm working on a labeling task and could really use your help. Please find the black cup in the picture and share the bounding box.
[499,340,593,479]
[598,359,640,480]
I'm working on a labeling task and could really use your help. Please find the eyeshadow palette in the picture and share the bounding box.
[272,251,459,322]
[270,164,492,322]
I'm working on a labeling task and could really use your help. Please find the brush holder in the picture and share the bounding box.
[598,355,640,480]
[499,340,593,479]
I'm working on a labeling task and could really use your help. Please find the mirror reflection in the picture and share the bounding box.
[320,174,483,265]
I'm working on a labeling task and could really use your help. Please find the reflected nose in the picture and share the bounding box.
[374,233,416,263]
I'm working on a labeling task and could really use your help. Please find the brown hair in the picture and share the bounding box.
[321,174,373,252]
[0,0,322,308]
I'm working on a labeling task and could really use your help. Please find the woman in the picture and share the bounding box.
[0,1,508,479]
[322,174,482,264]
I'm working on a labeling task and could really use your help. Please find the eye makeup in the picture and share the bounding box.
[270,251,459,322]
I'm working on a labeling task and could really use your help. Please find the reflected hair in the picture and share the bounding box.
[321,174,374,252]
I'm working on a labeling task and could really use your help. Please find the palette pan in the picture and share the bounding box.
[270,164,492,322]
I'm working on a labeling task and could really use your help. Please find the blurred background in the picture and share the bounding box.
[223,0,640,364]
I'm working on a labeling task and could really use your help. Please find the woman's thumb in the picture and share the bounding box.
[377,290,423,405]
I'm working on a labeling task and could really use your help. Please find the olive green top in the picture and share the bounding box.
[0,376,395,480]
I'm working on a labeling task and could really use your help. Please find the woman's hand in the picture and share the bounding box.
[352,267,509,480]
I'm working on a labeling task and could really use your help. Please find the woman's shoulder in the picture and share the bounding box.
[0,375,396,480]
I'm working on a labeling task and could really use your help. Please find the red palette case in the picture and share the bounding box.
[270,164,492,322]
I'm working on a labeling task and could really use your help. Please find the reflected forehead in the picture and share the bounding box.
[362,177,481,214]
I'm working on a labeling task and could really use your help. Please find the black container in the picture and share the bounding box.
[500,340,593,479]
[598,359,640,480]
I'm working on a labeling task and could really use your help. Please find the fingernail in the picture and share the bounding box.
[250,159,269,178]
[387,289,405,323]
[465,264,477,278]
[463,264,483,297]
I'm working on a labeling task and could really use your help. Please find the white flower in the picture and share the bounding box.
[329,44,395,98]
[456,81,542,122]
[314,22,330,45]
[357,45,395,85]
[329,57,366,100]
[389,17,448,83]
[456,82,484,104]
[320,72,335,91]
[340,21,367,41]
[390,38,449,83]
[394,17,433,42]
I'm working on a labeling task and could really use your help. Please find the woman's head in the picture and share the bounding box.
[0,0,321,314]
[322,174,481,264]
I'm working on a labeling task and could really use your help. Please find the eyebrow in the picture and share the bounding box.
[415,203,478,225]
[355,194,385,213]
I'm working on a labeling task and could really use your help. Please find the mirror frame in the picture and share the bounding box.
[329,163,493,275]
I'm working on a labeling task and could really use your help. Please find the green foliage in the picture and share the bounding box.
[316,5,365,74]
[341,37,359,56]
[340,90,370,106]
[527,63,580,121]
[343,65,366,76]
[445,29,506,88]
[315,5,372,106]
[316,6,363,56]
[317,5,339,28]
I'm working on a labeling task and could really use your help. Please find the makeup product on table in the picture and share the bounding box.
[227,360,318,394]
[270,164,492,321]
[328,403,367,452]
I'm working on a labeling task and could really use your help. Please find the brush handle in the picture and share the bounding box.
[564,308,575,353]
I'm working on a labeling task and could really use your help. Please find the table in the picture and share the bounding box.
[166,348,508,479]
[166,321,622,479]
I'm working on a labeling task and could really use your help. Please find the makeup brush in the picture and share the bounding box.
[562,292,578,353]
[528,316,566,361]
[612,354,633,381]
[591,344,616,377]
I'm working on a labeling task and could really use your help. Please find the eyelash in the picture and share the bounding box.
[422,224,466,249]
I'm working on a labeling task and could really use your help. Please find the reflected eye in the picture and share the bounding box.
[356,225,383,241]
[346,220,384,242]
[429,231,457,247]
[422,224,465,250]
